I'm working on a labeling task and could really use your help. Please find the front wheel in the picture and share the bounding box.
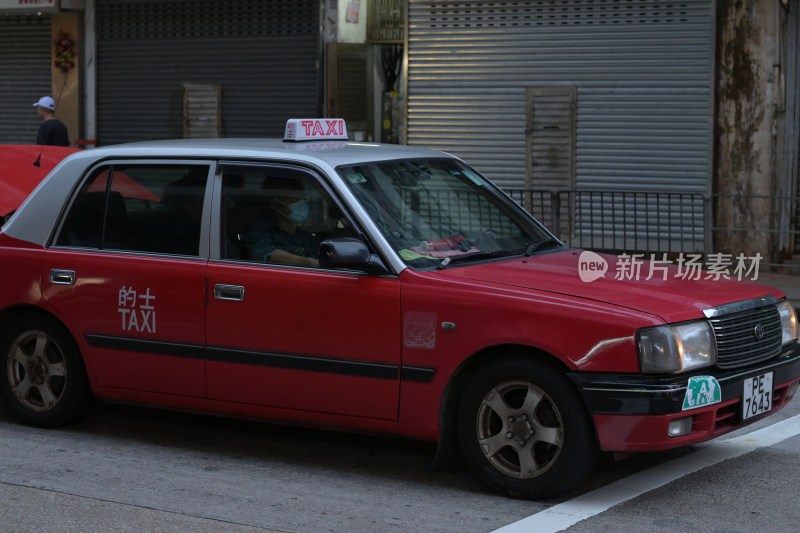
[0,314,92,427]
[457,358,598,499]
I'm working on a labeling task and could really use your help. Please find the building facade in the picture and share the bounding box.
[0,0,322,146]
[1,0,797,262]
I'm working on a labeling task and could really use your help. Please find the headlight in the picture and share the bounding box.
[638,321,716,373]
[778,300,798,345]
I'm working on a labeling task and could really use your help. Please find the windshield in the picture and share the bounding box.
[337,158,555,269]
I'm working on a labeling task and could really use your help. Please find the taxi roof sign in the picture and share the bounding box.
[284,118,348,142]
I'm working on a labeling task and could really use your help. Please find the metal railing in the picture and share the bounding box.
[506,189,800,272]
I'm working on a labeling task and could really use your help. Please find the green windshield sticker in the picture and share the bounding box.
[399,248,435,261]
[346,173,368,184]
[461,169,484,186]
[682,376,721,411]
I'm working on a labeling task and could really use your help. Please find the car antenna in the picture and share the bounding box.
[32,147,43,168]
[33,73,69,167]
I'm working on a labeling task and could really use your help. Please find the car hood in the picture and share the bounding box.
[436,249,782,323]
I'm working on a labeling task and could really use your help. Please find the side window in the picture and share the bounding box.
[56,164,210,256]
[55,167,109,248]
[221,167,357,267]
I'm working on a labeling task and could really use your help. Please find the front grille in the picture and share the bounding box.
[709,305,782,369]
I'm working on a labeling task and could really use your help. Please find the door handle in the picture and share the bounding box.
[214,284,245,302]
[50,269,76,285]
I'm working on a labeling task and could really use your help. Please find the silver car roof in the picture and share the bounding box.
[67,138,444,167]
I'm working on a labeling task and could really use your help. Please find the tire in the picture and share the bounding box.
[0,313,92,427]
[457,357,598,499]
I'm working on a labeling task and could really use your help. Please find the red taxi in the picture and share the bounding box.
[0,120,798,499]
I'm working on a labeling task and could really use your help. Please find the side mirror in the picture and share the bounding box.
[318,238,371,270]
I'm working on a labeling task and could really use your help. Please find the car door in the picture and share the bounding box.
[205,164,402,419]
[42,161,212,397]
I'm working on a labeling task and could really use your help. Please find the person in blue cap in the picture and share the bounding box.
[33,96,70,146]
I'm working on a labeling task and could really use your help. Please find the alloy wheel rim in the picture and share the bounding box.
[475,380,564,478]
[6,330,67,412]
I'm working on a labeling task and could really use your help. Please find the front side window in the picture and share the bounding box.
[337,158,553,269]
[55,164,210,256]
[220,166,357,267]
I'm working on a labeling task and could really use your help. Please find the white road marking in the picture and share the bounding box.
[492,413,800,533]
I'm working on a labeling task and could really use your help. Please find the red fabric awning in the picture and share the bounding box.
[0,145,80,216]
[1,145,160,217]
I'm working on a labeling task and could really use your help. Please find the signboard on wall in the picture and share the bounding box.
[0,0,60,13]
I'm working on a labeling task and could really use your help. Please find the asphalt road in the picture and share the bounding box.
[563,434,800,533]
[0,397,798,533]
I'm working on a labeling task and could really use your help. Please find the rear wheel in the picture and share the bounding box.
[457,358,598,499]
[0,314,92,427]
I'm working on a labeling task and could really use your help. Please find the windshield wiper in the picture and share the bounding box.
[438,250,520,270]
[524,238,562,256]
[437,239,562,269]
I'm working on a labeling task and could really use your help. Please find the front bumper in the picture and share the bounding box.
[568,342,800,452]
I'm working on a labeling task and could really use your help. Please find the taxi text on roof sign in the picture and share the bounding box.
[284,118,348,142]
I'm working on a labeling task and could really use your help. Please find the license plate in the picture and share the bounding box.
[742,372,773,420]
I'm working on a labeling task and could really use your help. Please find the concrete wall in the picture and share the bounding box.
[714,0,784,260]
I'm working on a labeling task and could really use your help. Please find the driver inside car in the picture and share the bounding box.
[247,176,321,267]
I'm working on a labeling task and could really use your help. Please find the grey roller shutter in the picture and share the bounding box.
[0,16,52,144]
[407,0,714,194]
[96,0,320,145]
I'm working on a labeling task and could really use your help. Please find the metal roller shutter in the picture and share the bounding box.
[407,0,714,194]
[96,0,320,145]
[0,16,52,144]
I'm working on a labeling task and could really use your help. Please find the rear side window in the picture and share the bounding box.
[55,164,210,256]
